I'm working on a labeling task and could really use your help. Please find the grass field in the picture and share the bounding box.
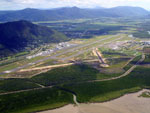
[0,56,46,73]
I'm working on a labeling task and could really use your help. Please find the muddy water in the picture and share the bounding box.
[38,89,150,113]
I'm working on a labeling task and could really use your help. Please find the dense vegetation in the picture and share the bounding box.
[0,20,68,57]
[0,87,73,113]
[63,66,150,103]
[31,64,123,86]
[0,79,39,93]
[0,63,122,93]
[133,22,150,38]
[39,21,125,38]
[31,64,98,86]
[0,65,150,113]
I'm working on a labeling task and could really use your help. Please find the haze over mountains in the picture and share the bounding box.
[0,6,149,22]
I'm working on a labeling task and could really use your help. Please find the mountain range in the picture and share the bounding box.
[0,6,149,22]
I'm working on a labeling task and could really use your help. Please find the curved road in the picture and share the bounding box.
[87,53,145,83]
[0,54,145,96]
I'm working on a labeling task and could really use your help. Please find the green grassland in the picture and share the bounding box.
[101,48,129,58]
[56,35,124,59]
[0,56,47,73]
[37,59,61,67]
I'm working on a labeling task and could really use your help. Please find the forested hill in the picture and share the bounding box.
[0,20,68,57]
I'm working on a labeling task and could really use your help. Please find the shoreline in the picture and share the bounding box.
[36,88,142,112]
[38,89,150,113]
[34,103,70,113]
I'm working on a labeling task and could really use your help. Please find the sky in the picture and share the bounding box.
[0,0,150,10]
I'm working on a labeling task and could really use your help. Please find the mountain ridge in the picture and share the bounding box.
[0,6,149,22]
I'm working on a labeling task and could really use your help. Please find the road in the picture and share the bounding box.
[0,85,53,96]
[0,54,145,96]
[87,53,145,83]
[0,34,121,76]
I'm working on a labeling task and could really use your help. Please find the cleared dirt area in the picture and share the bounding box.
[38,89,150,113]
[19,63,73,72]
[92,48,109,67]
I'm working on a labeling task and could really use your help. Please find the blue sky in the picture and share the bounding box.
[0,0,150,10]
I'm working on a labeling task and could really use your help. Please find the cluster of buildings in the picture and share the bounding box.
[26,42,76,59]
[111,41,128,50]
[111,40,150,50]
[128,41,150,46]
[141,41,150,45]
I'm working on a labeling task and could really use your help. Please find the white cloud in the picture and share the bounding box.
[0,0,150,10]
[20,0,35,4]
[5,0,35,4]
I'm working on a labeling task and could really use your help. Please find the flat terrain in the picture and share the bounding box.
[0,33,133,78]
